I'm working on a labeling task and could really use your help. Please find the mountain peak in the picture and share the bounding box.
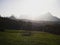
[9,15,16,19]
[38,12,60,21]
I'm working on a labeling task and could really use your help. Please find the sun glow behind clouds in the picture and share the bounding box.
[0,0,60,20]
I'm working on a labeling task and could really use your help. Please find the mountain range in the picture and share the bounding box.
[9,12,60,21]
[0,12,60,35]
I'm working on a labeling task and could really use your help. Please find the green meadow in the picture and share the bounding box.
[0,30,60,45]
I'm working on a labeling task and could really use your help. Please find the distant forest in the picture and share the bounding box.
[0,16,60,35]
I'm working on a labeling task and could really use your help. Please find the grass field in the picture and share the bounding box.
[0,30,60,45]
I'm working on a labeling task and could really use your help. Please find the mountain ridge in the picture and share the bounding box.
[37,12,60,21]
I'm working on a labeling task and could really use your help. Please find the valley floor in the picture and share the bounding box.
[0,30,60,45]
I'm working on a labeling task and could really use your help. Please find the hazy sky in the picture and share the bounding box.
[0,0,60,20]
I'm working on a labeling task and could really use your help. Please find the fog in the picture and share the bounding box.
[0,0,60,20]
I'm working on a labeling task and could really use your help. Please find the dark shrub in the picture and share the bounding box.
[0,28,5,32]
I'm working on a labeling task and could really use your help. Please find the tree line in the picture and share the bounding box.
[0,16,60,35]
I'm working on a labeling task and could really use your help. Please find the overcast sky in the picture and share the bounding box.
[0,0,60,20]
